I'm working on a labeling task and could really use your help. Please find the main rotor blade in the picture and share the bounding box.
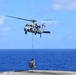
[6,15,37,23]
[38,19,52,23]
[43,19,52,21]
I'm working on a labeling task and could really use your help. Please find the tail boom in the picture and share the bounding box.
[43,31,50,33]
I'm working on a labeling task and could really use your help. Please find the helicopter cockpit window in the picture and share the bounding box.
[30,25,32,27]
[26,24,28,26]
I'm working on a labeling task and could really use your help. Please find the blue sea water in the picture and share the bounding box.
[0,49,76,72]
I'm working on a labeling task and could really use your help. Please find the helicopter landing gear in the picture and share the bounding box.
[25,31,27,34]
[40,34,41,37]
[35,33,37,35]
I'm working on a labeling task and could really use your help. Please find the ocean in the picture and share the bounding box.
[0,49,76,72]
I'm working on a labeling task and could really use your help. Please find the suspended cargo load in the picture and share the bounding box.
[29,58,36,69]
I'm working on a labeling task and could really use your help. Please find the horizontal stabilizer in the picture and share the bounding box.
[43,31,50,33]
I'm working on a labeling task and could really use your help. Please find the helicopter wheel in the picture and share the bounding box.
[35,33,36,35]
[40,34,41,37]
[25,31,27,34]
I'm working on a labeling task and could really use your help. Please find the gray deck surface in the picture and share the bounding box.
[0,70,76,75]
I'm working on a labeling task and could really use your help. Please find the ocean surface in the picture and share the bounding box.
[0,49,76,72]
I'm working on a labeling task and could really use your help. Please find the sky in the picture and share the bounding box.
[0,0,76,49]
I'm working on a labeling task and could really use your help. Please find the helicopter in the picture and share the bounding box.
[6,15,51,37]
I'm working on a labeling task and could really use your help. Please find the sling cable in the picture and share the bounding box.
[29,33,36,69]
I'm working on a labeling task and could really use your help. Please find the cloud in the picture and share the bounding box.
[0,26,11,32]
[2,27,11,32]
[0,16,11,40]
[0,16,5,25]
[0,26,11,41]
[52,0,76,10]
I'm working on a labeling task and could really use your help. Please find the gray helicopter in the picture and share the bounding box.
[6,15,51,37]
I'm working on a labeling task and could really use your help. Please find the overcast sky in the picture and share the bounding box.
[0,0,76,49]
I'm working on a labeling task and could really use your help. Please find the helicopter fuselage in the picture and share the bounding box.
[24,24,42,34]
[24,24,50,37]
